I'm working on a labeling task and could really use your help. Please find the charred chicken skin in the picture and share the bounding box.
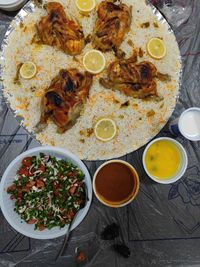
[100,55,171,99]
[92,0,132,52]
[37,69,93,133]
[37,2,85,55]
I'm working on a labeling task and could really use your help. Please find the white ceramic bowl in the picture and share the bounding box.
[142,137,188,184]
[0,146,92,239]
[93,160,140,208]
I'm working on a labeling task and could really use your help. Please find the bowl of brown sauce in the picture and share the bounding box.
[93,160,140,207]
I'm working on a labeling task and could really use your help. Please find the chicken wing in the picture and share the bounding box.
[36,69,93,133]
[37,2,85,55]
[100,55,170,99]
[92,0,132,52]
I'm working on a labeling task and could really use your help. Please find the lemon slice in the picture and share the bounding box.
[20,61,37,79]
[147,38,166,60]
[76,0,96,13]
[94,118,117,142]
[83,50,106,74]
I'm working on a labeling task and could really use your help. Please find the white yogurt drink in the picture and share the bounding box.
[178,108,200,141]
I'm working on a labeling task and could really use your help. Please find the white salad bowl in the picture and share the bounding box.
[0,146,92,239]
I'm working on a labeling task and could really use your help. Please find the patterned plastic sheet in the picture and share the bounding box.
[0,1,200,266]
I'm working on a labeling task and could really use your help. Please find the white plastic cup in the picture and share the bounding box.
[169,107,200,141]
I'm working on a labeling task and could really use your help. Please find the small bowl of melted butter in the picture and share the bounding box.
[143,137,188,184]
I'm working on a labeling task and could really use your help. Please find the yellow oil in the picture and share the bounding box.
[145,140,181,180]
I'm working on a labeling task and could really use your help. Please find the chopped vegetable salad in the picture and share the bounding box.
[7,153,86,231]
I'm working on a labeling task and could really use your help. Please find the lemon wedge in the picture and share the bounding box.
[94,118,117,142]
[147,38,166,60]
[83,50,106,74]
[76,0,96,13]
[20,61,37,79]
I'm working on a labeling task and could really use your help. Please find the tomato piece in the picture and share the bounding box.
[7,184,16,193]
[39,165,45,172]
[22,157,32,168]
[18,168,29,176]
[18,190,23,199]
[27,219,38,224]
[36,180,45,188]
[60,208,64,213]
[53,182,61,189]
[66,209,75,220]
[68,171,77,177]
[38,224,45,231]
[26,181,36,188]
[53,182,61,196]
[69,185,77,195]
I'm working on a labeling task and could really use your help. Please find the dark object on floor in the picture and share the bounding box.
[101,223,120,240]
[112,243,131,258]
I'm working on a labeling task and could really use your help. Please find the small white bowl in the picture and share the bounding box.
[178,107,200,141]
[93,160,140,208]
[0,0,27,11]
[142,137,188,184]
[0,146,92,239]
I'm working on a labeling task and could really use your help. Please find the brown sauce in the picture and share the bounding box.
[95,162,137,205]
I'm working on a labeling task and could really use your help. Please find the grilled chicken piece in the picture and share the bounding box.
[92,0,132,52]
[100,55,171,99]
[36,69,93,133]
[37,2,85,55]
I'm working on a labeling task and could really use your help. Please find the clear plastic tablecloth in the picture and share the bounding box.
[0,1,200,266]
